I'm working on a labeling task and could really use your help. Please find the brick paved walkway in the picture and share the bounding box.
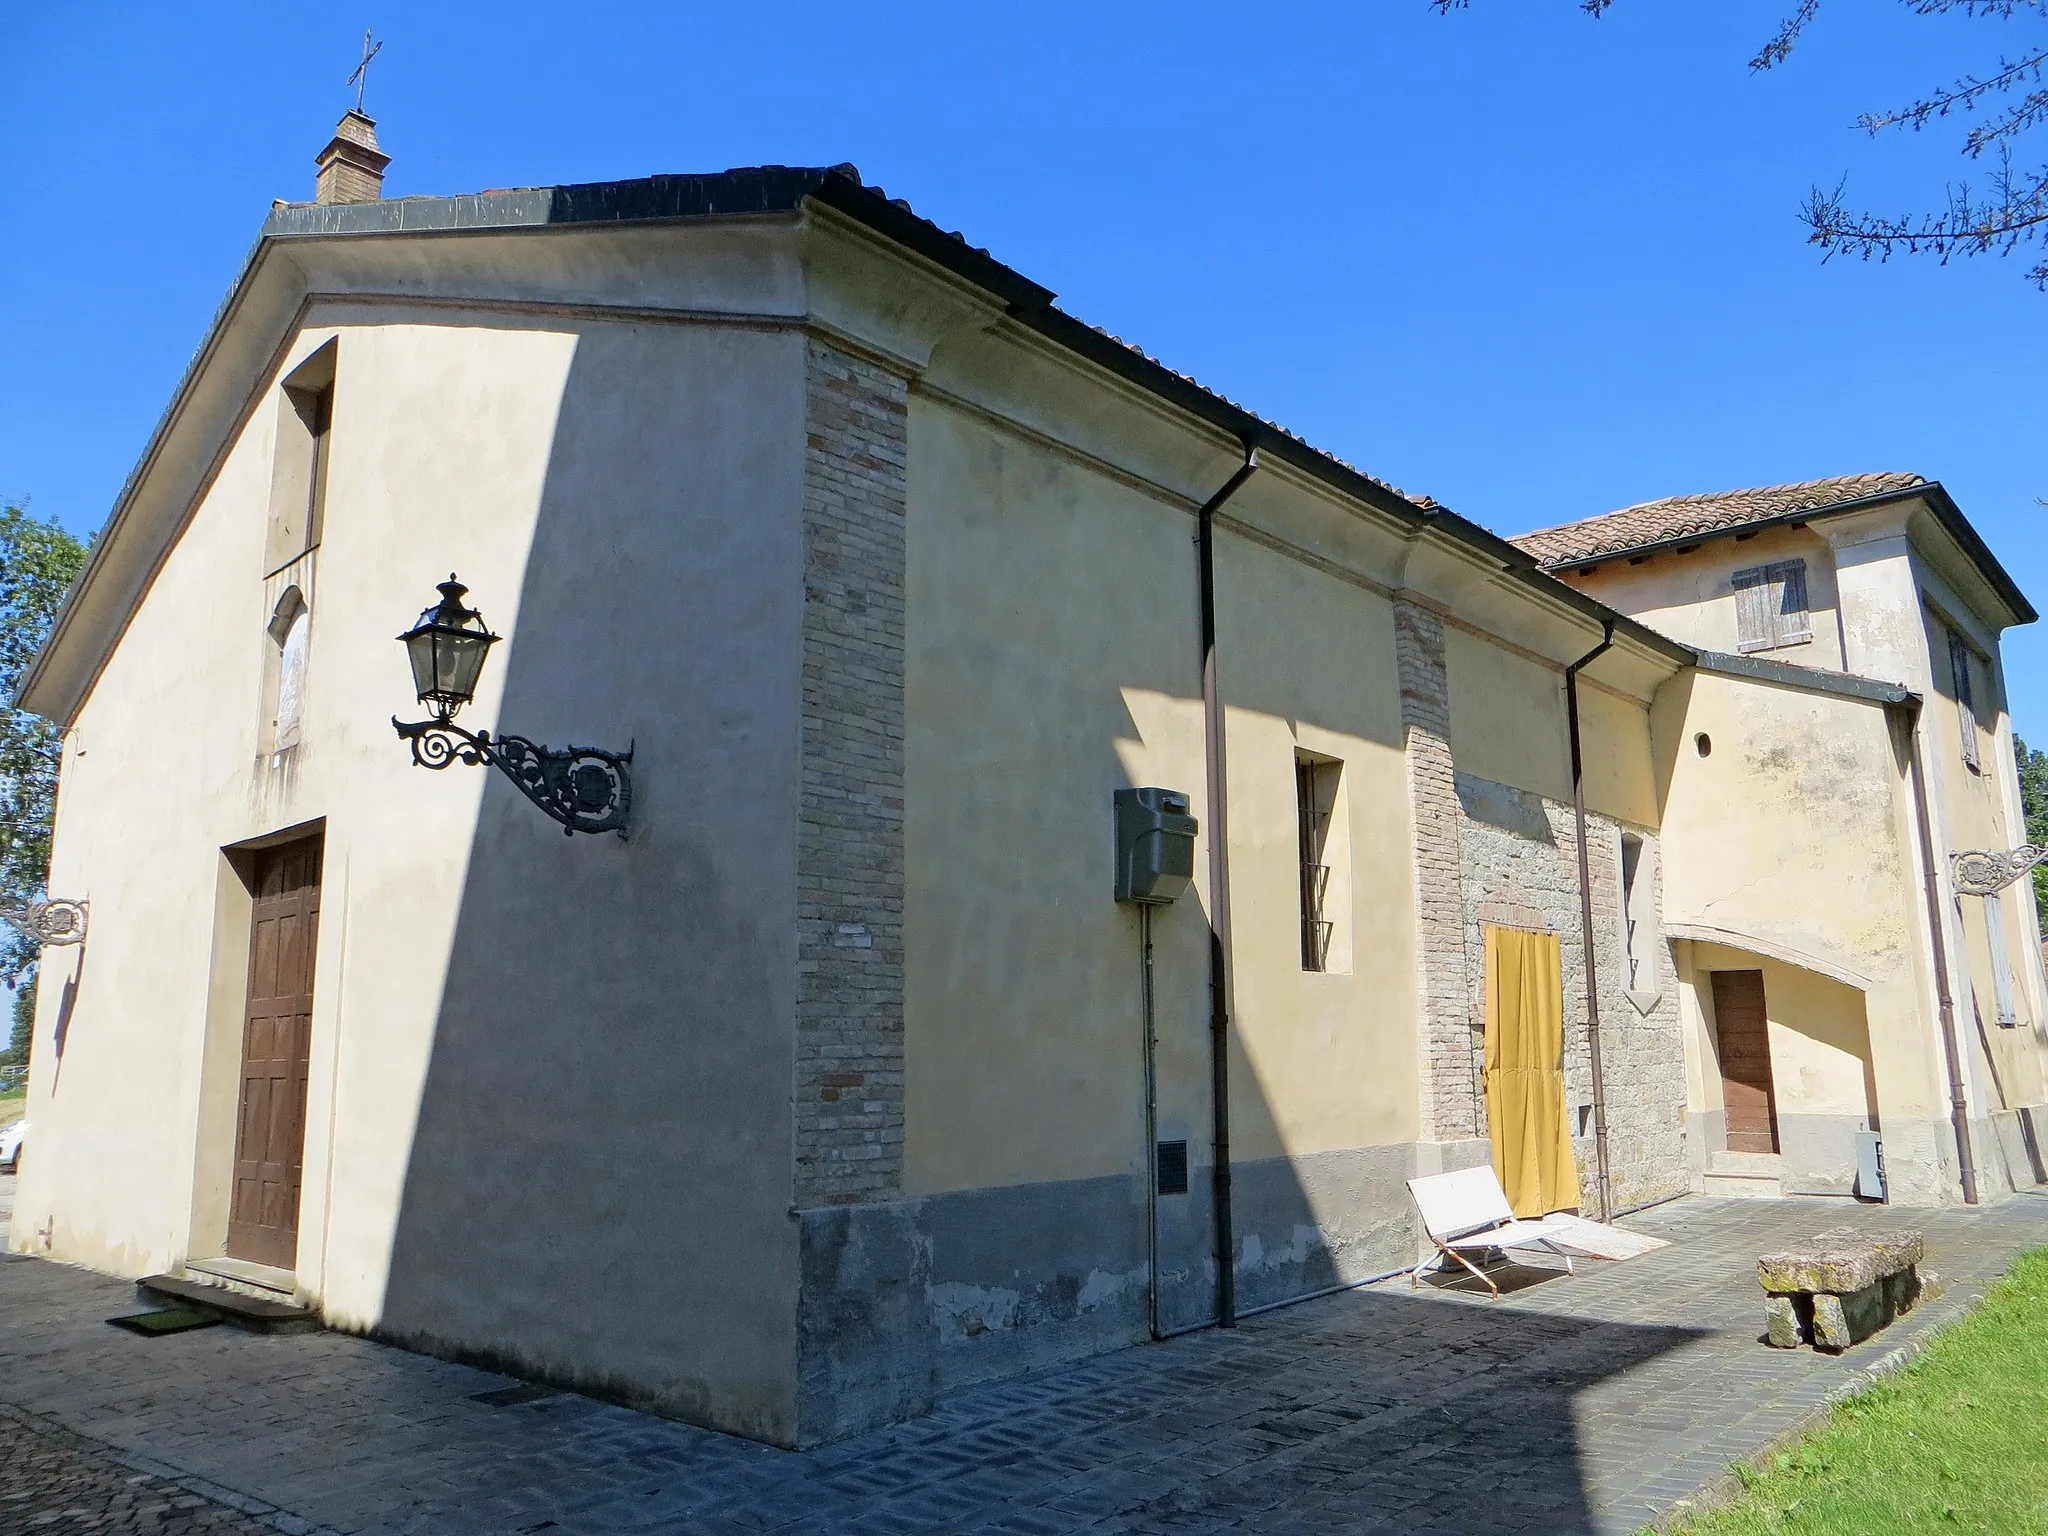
[2,1191,2045,1535]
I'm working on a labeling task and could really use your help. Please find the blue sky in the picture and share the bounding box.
[4,2,2044,732]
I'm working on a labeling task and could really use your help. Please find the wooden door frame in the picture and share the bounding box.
[1708,967,1780,1155]
[225,830,324,1268]
[186,820,327,1271]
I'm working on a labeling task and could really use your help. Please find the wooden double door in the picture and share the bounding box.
[1711,969,1779,1155]
[226,835,322,1269]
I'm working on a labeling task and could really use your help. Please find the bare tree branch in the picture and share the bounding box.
[1804,150,2048,284]
[1751,2,1825,72]
[1859,50,2048,143]
[1441,0,2048,285]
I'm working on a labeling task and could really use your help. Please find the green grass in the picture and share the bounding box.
[0,1092,21,1128]
[1662,1248,2048,1533]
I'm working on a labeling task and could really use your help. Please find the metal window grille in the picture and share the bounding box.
[1296,754,1337,972]
[1156,1140,1190,1196]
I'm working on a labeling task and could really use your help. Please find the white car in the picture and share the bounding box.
[0,1118,23,1174]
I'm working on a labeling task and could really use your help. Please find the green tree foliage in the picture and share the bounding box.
[2017,736,2048,939]
[1437,1,2048,287]
[0,504,90,1067]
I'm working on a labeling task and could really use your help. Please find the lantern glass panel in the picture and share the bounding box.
[441,628,492,703]
[406,629,441,700]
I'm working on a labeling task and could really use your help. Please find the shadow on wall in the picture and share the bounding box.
[377,321,809,1444]
[361,319,1373,1452]
[362,317,1587,1461]
[46,947,84,1094]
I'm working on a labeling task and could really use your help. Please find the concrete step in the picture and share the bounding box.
[1703,1150,1784,1198]
[138,1274,319,1335]
[185,1256,296,1302]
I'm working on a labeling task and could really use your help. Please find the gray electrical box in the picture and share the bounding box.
[1854,1129,1887,1201]
[1114,787,1198,905]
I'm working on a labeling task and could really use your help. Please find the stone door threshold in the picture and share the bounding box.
[185,1256,297,1301]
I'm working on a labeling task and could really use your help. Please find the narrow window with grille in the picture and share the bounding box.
[1295,752,1342,972]
[1732,560,1812,653]
[1949,628,1982,773]
[1618,832,1664,1012]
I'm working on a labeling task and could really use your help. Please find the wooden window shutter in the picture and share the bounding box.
[1985,892,2019,1025]
[1770,560,1812,646]
[1950,629,1982,772]
[1733,566,1774,652]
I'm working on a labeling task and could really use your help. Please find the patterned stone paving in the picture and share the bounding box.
[2,1189,2045,1535]
[0,1404,280,1533]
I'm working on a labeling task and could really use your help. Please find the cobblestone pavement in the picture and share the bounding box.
[0,1405,280,1533]
[2,1193,2045,1536]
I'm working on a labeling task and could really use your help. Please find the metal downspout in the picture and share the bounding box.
[1903,701,1979,1204]
[1197,442,1260,1329]
[1140,903,1163,1339]
[1565,622,1616,1224]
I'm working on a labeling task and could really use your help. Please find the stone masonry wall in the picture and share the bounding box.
[1395,600,1480,1140]
[794,338,909,1208]
[1455,772,1688,1216]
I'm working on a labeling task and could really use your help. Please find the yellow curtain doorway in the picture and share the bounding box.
[1483,926,1579,1217]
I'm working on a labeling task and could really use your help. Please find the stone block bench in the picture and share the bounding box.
[1759,1229,1923,1352]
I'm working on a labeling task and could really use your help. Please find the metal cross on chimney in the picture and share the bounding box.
[347,30,384,114]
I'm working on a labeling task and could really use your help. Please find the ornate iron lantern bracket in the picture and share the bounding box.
[1952,845,2048,897]
[0,897,88,946]
[393,718,633,839]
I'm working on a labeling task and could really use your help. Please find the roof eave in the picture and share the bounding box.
[1694,650,1919,709]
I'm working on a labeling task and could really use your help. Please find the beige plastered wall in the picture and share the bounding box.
[900,393,1215,1195]
[1653,667,1959,1203]
[1442,625,1657,828]
[1214,534,1418,1165]
[897,299,1684,1210]
[900,386,1423,1199]
[15,292,813,1439]
[1920,604,2048,1112]
[1556,524,1847,672]
[1826,508,2048,1182]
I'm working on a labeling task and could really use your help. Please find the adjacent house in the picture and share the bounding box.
[10,125,2044,1447]
[1517,477,2048,1207]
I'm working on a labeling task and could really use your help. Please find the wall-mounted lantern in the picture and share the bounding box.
[392,575,634,839]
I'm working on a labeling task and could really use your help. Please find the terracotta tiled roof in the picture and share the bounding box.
[1511,472,1928,567]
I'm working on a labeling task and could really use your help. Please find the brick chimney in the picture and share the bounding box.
[314,110,390,204]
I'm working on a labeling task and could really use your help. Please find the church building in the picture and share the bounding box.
[10,116,2045,1447]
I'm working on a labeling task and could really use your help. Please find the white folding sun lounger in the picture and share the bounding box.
[1405,1166,1583,1300]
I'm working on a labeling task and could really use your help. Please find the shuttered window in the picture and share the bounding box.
[1732,560,1813,653]
[1985,891,2019,1025]
[1949,629,1982,773]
